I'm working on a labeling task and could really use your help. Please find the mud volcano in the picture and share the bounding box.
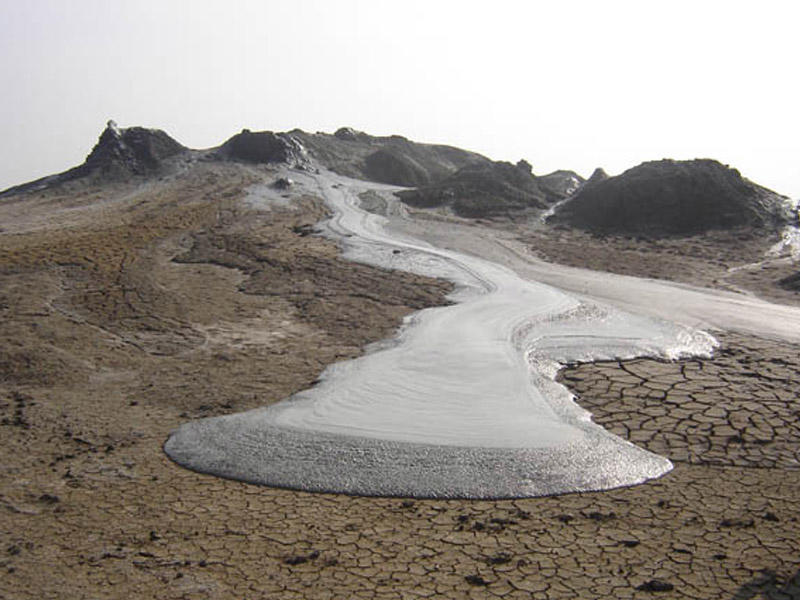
[548,159,793,236]
[0,120,186,196]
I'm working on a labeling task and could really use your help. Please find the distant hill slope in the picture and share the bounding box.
[397,160,584,218]
[15,125,792,241]
[548,159,794,236]
[0,124,496,197]
[293,128,584,218]
[0,121,187,197]
[3,123,580,219]
[291,127,490,186]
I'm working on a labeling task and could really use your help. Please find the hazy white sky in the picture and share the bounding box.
[1,0,797,196]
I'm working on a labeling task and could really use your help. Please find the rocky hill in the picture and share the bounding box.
[548,159,794,236]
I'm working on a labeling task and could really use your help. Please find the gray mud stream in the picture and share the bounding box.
[166,168,722,498]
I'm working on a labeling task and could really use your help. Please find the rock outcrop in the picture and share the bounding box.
[548,159,793,236]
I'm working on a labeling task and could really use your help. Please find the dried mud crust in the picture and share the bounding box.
[1,169,799,599]
[559,333,800,469]
[521,226,800,307]
[2,330,799,600]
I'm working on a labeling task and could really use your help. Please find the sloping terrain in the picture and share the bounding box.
[548,158,794,236]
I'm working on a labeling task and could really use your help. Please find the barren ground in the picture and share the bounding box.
[1,167,798,599]
[520,225,799,308]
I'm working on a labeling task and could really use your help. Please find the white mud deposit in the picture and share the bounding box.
[242,180,298,212]
[274,173,715,450]
[771,197,800,258]
[165,167,732,498]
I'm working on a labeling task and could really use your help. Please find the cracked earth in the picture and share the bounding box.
[1,163,798,599]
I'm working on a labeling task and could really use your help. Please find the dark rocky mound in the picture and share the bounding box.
[398,160,582,218]
[548,159,793,236]
[292,128,488,187]
[1,121,187,196]
[81,120,186,177]
[215,129,310,167]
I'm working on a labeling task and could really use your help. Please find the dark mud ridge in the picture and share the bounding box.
[548,159,794,236]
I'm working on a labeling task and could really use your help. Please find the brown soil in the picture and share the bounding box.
[1,167,798,599]
[521,225,800,307]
